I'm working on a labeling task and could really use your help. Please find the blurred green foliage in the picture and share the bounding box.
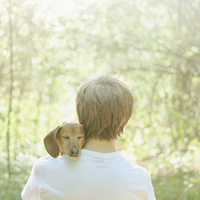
[0,0,200,199]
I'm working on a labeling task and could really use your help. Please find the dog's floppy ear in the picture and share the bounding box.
[43,126,62,158]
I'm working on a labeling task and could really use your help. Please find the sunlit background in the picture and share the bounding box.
[0,0,200,199]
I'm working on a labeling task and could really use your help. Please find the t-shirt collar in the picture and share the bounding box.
[81,149,121,159]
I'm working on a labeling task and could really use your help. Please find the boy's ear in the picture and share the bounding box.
[78,117,83,124]
[79,124,86,147]
[43,126,62,158]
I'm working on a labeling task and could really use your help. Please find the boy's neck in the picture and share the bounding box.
[83,138,116,153]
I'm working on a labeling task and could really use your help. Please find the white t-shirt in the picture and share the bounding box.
[21,149,156,200]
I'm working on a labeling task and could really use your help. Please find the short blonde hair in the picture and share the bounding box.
[76,76,134,140]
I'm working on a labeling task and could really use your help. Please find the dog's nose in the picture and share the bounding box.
[70,148,79,155]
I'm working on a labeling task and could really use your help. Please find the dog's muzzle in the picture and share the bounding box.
[70,147,79,155]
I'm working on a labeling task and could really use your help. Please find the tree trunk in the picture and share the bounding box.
[6,0,14,179]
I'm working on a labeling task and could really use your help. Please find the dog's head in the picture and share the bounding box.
[44,122,86,158]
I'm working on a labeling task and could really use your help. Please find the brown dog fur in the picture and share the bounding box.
[44,122,86,158]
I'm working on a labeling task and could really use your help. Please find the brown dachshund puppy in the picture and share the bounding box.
[44,122,86,158]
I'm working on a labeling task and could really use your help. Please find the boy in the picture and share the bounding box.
[21,75,156,200]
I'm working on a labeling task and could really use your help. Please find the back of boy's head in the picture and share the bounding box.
[76,75,134,141]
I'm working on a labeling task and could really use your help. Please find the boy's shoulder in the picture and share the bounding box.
[31,156,62,178]
[34,154,66,164]
[31,156,51,176]
[120,154,149,172]
[130,161,150,178]
[130,161,149,173]
[123,159,152,187]
[33,155,51,166]
[32,155,68,172]
[119,155,150,179]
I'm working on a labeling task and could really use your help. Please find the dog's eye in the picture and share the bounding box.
[62,136,70,139]
[78,137,83,139]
